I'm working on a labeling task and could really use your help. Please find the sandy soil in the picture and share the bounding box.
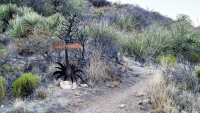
[69,57,160,113]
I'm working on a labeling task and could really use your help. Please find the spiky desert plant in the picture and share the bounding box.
[17,6,34,17]
[12,73,40,98]
[22,12,42,33]
[42,16,58,31]
[52,62,84,83]
[9,19,28,38]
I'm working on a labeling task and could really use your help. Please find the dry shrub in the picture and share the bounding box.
[85,48,110,86]
[149,71,200,113]
[13,98,25,113]
[34,86,49,100]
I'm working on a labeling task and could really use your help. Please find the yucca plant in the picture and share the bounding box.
[17,6,33,17]
[22,12,42,33]
[43,16,57,30]
[52,62,84,83]
[9,19,28,38]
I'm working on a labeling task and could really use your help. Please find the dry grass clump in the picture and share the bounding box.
[149,61,200,113]
[34,86,50,100]
[57,98,69,109]
[85,48,110,86]
[13,98,25,113]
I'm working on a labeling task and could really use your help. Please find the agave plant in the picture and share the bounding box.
[52,62,84,83]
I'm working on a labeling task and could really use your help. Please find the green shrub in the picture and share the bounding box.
[0,49,7,58]
[0,76,6,100]
[22,12,42,30]
[2,63,11,73]
[0,4,17,24]
[12,73,40,97]
[8,19,28,38]
[17,6,33,17]
[92,9,101,18]
[158,55,176,64]
[190,54,200,64]
[195,69,200,78]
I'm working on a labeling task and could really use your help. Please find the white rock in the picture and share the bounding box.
[74,93,80,96]
[71,82,77,90]
[1,105,4,108]
[120,104,125,108]
[60,81,72,89]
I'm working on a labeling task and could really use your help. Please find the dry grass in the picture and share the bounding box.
[13,98,25,113]
[34,86,50,100]
[57,98,69,109]
[85,48,110,86]
[149,72,200,113]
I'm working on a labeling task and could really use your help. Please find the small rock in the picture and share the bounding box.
[80,84,88,88]
[128,68,133,71]
[84,91,87,95]
[143,99,151,104]
[180,110,187,113]
[138,101,143,105]
[74,93,80,96]
[1,105,4,108]
[92,90,96,94]
[120,104,125,108]
[140,106,146,110]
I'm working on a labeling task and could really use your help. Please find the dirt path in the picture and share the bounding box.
[72,58,160,113]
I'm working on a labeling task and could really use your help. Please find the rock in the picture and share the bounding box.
[120,104,125,108]
[92,90,96,94]
[74,93,80,96]
[128,68,133,71]
[136,91,145,97]
[84,91,87,95]
[60,81,72,89]
[180,110,187,113]
[138,101,143,105]
[71,82,77,90]
[80,84,88,88]
[143,99,151,104]
[1,105,4,108]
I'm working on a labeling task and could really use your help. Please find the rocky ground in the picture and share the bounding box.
[0,55,160,113]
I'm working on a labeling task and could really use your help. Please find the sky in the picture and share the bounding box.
[108,0,200,27]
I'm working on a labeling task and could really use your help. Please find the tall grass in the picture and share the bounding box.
[149,59,200,113]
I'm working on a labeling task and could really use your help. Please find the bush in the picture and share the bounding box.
[0,76,6,100]
[21,12,42,31]
[12,73,40,97]
[0,49,7,58]
[8,19,28,38]
[195,69,200,78]
[92,9,101,18]
[2,63,11,73]
[16,6,33,17]
[190,54,200,64]
[158,55,176,64]
[0,4,17,26]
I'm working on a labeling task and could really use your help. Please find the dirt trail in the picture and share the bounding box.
[72,58,160,113]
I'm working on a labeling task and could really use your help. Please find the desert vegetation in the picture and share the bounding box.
[0,0,200,112]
